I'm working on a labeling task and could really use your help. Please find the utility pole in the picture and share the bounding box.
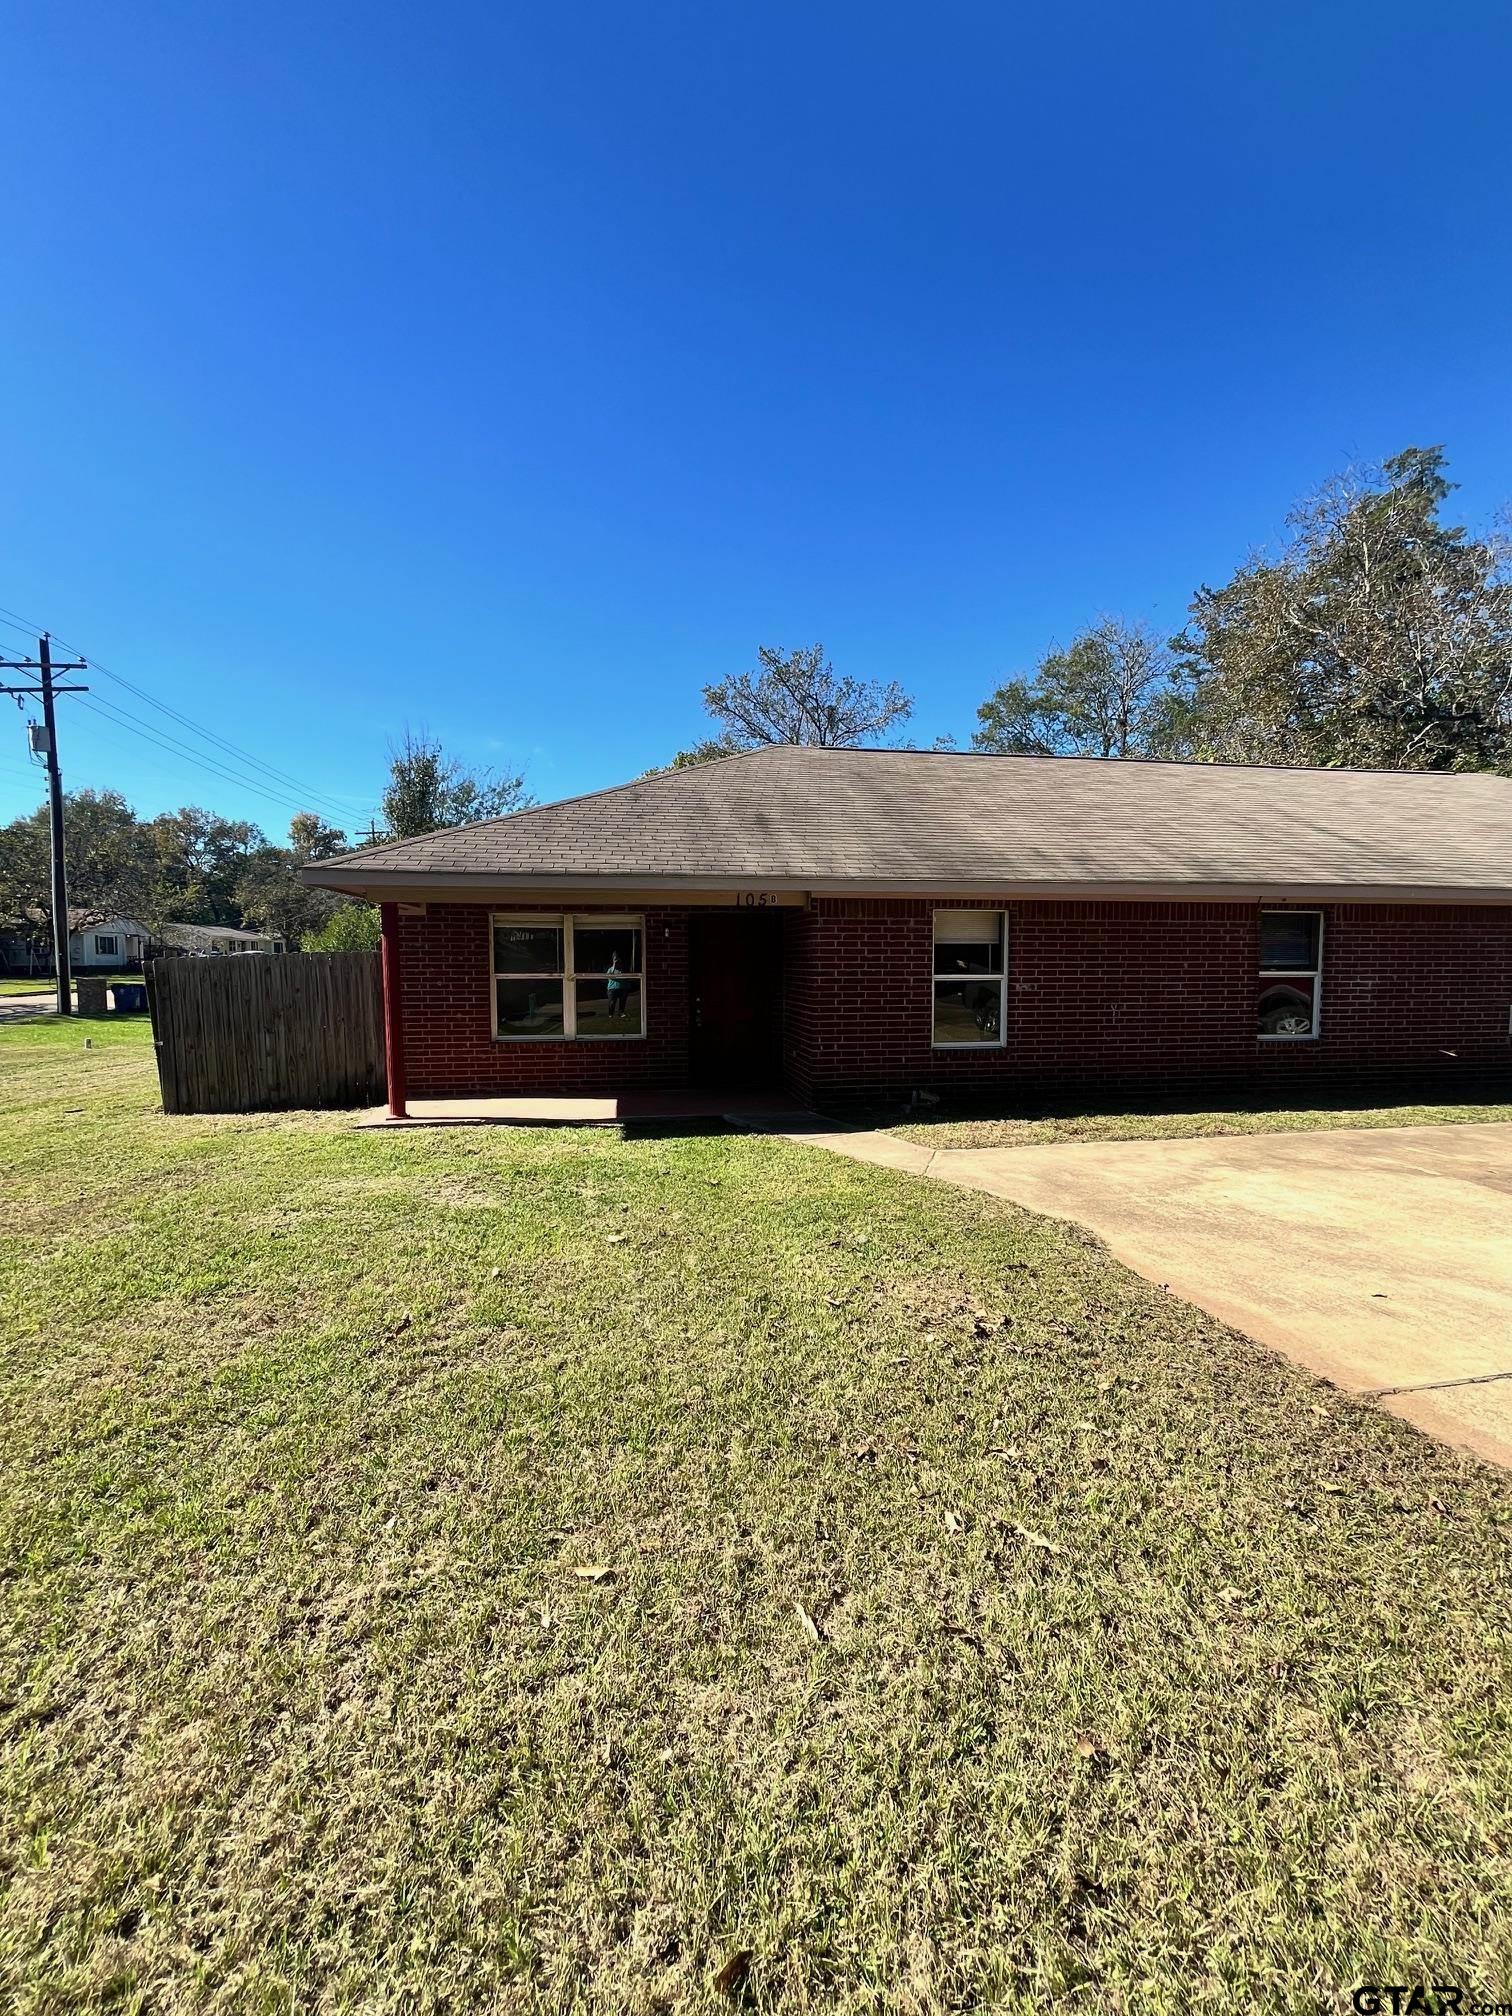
[1,634,89,1016]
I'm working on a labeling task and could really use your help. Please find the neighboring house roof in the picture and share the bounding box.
[22,910,150,933]
[301,745,1512,903]
[67,914,149,935]
[159,921,282,947]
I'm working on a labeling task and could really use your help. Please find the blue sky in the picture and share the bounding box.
[4,1,1510,835]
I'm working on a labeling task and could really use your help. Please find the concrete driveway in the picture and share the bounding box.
[801,1121,1512,1468]
[0,990,56,1023]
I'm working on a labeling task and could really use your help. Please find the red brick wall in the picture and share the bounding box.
[783,897,1512,1104]
[398,897,1512,1105]
[396,904,690,1097]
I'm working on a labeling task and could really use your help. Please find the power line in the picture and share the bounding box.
[73,693,338,819]
[83,659,359,819]
[77,687,317,807]
[0,601,362,821]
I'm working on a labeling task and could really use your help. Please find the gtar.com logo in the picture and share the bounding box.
[1351,1990,1512,2015]
[1350,1993,1460,2015]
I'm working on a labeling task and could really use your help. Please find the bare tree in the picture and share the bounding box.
[695,644,914,754]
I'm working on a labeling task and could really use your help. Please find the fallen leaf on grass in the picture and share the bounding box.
[713,1949,752,1996]
[1075,1734,1103,1759]
[605,1232,627,1245]
[568,1563,615,1583]
[943,1509,963,1534]
[793,1599,822,1643]
[1013,1522,1065,1554]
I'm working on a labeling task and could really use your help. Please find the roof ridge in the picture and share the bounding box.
[796,745,1512,780]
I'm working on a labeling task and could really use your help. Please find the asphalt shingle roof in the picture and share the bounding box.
[304,745,1512,899]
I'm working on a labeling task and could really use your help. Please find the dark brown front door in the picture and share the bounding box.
[688,911,783,1088]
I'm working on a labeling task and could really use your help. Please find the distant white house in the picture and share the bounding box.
[68,916,153,970]
[158,921,288,957]
[1,913,288,978]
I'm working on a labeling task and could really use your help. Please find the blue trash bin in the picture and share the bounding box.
[111,983,148,1013]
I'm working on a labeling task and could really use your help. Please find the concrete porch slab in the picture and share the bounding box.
[355,1090,821,1130]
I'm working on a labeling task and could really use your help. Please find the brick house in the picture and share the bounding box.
[303,747,1512,1114]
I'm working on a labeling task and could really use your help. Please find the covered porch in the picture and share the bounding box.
[377,896,806,1118]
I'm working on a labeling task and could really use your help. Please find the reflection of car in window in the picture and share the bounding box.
[971,985,1000,1035]
[1258,984,1312,1036]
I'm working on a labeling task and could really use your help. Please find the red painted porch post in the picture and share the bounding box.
[380,901,408,1119]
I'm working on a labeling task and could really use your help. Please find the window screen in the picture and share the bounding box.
[1257,910,1322,1040]
[933,911,1007,1046]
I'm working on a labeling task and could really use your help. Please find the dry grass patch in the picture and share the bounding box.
[888,1087,1512,1150]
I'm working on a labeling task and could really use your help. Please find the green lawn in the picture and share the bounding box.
[2,1020,1511,2012]
[890,1088,1512,1150]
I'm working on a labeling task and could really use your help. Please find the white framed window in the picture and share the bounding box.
[492,914,644,1041]
[1258,910,1323,1040]
[932,910,1007,1048]
[94,933,120,959]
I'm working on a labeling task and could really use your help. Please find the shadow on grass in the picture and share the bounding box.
[861,1068,1512,1145]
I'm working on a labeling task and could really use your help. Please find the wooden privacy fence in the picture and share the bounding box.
[146,953,385,1114]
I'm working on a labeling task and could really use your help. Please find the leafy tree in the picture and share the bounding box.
[662,644,914,767]
[1173,446,1512,770]
[144,806,266,925]
[236,815,362,944]
[301,904,381,952]
[0,789,157,955]
[671,737,746,768]
[973,619,1187,758]
[380,731,532,840]
[0,792,362,968]
[233,850,327,945]
[288,812,348,862]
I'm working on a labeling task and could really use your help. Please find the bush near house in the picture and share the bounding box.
[301,903,380,952]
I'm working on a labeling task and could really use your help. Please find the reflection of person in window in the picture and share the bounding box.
[606,953,627,1019]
